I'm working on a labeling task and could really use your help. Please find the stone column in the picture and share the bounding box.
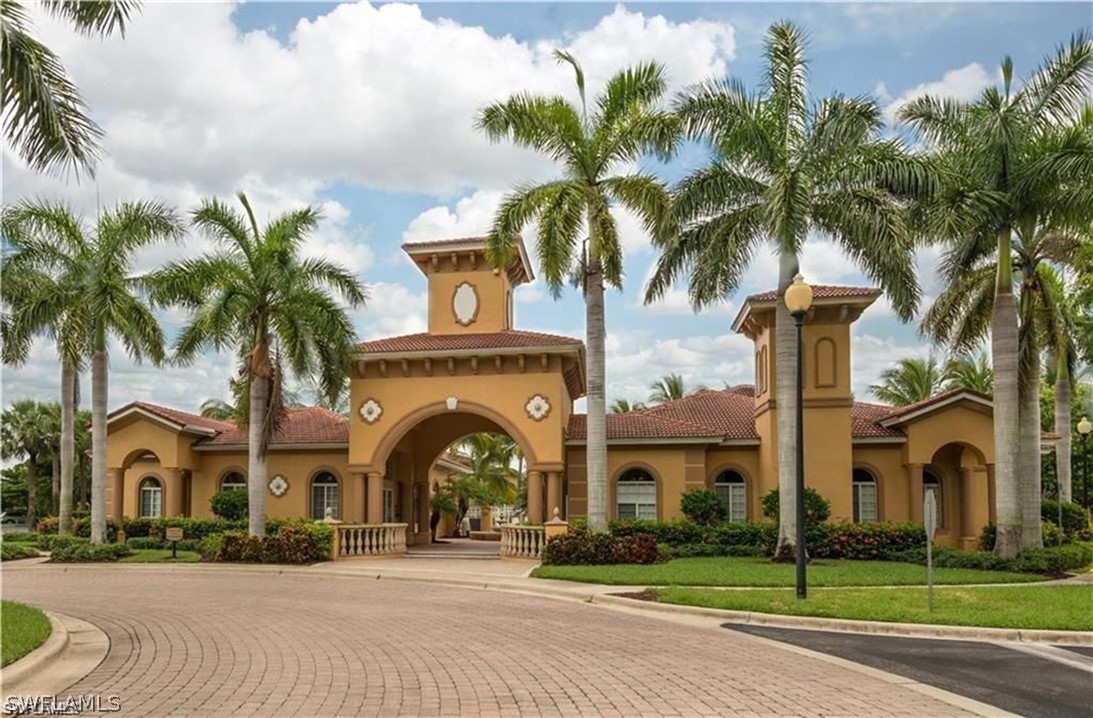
[108,468,125,522]
[527,470,544,523]
[165,468,184,518]
[546,471,563,519]
[986,464,996,523]
[400,479,413,526]
[367,472,384,524]
[906,463,924,524]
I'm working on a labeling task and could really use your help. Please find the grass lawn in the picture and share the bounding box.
[1,600,52,666]
[651,584,1093,631]
[119,549,201,563]
[532,557,1046,587]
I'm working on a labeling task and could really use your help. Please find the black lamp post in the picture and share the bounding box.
[784,274,813,600]
[1079,416,1091,517]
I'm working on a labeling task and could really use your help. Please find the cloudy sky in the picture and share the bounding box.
[2,1,1087,414]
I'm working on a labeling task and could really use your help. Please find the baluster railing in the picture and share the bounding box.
[335,523,408,558]
[499,524,546,559]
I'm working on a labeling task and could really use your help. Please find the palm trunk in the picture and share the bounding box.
[248,373,269,537]
[1055,356,1072,504]
[59,363,75,535]
[992,228,1021,558]
[90,326,108,545]
[774,251,800,556]
[51,451,60,516]
[26,452,38,530]
[585,258,608,533]
[1019,350,1042,549]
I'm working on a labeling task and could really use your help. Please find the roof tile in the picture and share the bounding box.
[745,285,883,304]
[199,407,349,447]
[357,330,582,354]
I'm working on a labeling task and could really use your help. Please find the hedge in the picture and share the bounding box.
[541,528,659,565]
[1,531,39,544]
[0,543,40,561]
[37,534,89,551]
[121,516,248,540]
[1040,500,1090,537]
[201,520,333,564]
[892,542,1093,576]
[36,517,117,542]
[50,543,132,563]
[979,522,1065,551]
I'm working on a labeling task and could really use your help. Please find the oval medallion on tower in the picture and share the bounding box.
[452,282,479,326]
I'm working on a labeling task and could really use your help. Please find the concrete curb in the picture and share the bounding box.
[1,611,67,688]
[1,611,109,700]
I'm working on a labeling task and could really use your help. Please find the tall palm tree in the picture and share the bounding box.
[1,0,140,176]
[3,199,182,542]
[900,32,1093,557]
[610,398,646,414]
[944,352,994,394]
[648,372,704,404]
[1040,269,1080,507]
[452,434,518,519]
[199,398,236,421]
[151,192,367,537]
[868,357,947,407]
[645,22,927,555]
[476,51,678,532]
[1,399,53,527]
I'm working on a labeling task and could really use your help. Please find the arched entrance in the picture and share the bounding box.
[925,442,991,549]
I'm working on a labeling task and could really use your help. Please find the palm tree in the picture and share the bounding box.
[900,32,1093,557]
[868,357,947,407]
[648,373,705,404]
[1039,269,1081,507]
[451,434,518,526]
[645,22,927,555]
[151,192,367,537]
[944,352,994,394]
[3,199,183,543]
[199,398,236,421]
[610,398,646,413]
[1,0,140,176]
[477,51,678,532]
[1,400,53,527]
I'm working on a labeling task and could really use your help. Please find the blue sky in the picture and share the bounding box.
[2,2,1089,413]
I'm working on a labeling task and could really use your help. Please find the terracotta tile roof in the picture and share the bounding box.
[566,412,724,441]
[745,285,883,304]
[881,388,992,422]
[199,407,349,447]
[357,330,582,354]
[850,402,905,438]
[112,401,234,433]
[642,389,760,439]
[401,236,488,250]
[725,384,755,397]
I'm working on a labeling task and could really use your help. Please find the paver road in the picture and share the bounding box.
[4,567,978,717]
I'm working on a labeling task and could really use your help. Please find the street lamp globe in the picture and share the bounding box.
[785,274,814,316]
[1079,416,1092,436]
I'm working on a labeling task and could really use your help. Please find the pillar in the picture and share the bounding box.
[400,478,413,526]
[906,463,924,524]
[165,468,184,518]
[961,465,990,548]
[367,472,383,524]
[527,470,544,523]
[418,481,431,539]
[108,468,125,522]
[986,464,996,523]
[546,471,563,519]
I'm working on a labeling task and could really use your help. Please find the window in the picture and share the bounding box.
[713,470,747,522]
[852,468,878,523]
[139,477,163,518]
[923,472,944,528]
[220,471,246,492]
[616,469,657,520]
[383,488,395,523]
[310,472,339,520]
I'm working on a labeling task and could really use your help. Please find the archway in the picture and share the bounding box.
[927,442,990,549]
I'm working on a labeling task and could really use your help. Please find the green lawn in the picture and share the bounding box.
[652,584,1093,631]
[1,600,52,666]
[119,549,201,563]
[532,557,1045,587]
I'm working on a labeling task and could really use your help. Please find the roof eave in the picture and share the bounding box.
[879,393,993,427]
[193,442,349,452]
[353,343,584,362]
[565,436,724,446]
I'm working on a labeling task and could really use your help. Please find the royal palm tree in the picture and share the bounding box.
[900,32,1093,557]
[477,51,678,532]
[944,352,994,394]
[1,0,140,176]
[648,373,704,404]
[645,22,927,555]
[610,398,646,413]
[151,192,367,537]
[3,199,182,543]
[868,357,947,407]
[1,399,53,527]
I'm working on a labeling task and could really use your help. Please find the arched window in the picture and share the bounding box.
[616,469,656,520]
[923,471,944,528]
[220,471,246,492]
[713,470,747,522]
[310,472,340,520]
[852,468,877,523]
[139,477,163,518]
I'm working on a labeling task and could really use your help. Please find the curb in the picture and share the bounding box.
[589,594,1093,646]
[1,611,68,688]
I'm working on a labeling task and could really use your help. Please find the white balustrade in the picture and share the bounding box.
[336,523,408,558]
[500,524,547,560]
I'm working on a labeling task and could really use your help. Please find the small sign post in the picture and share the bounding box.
[165,527,183,560]
[924,491,938,613]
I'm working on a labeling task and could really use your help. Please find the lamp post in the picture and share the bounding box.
[1079,416,1091,519]
[784,274,813,600]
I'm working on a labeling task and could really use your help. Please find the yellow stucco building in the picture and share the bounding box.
[106,236,1053,553]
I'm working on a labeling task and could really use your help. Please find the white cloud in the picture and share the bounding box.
[884,62,995,123]
[360,282,428,338]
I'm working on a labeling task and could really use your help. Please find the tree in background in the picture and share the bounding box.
[0,400,53,527]
[648,373,704,404]
[868,357,947,406]
[477,51,678,532]
[944,352,994,394]
[610,398,646,414]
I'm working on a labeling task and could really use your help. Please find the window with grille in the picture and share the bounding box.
[713,470,747,522]
[852,468,878,522]
[310,472,339,520]
[616,469,657,520]
[139,477,163,518]
[220,471,246,492]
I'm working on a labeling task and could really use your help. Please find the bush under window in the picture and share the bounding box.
[210,489,249,521]
[761,488,831,524]
[679,488,726,525]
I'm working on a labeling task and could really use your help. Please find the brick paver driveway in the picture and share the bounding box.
[4,567,976,717]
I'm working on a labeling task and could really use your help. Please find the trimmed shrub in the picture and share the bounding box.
[706,521,777,550]
[1,531,40,544]
[177,539,202,552]
[50,543,132,562]
[1,543,40,561]
[542,527,660,565]
[210,490,249,521]
[121,518,155,538]
[893,542,1093,576]
[660,543,767,559]
[1041,500,1090,537]
[609,519,706,546]
[812,522,926,560]
[198,533,224,560]
[126,537,166,550]
[207,521,333,564]
[680,489,726,525]
[36,516,117,542]
[154,516,248,540]
[37,534,89,551]
[979,522,1067,551]
[761,488,831,524]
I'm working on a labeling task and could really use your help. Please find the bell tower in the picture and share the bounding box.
[402,237,535,335]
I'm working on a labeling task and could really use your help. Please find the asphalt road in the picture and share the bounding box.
[726,624,1093,718]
